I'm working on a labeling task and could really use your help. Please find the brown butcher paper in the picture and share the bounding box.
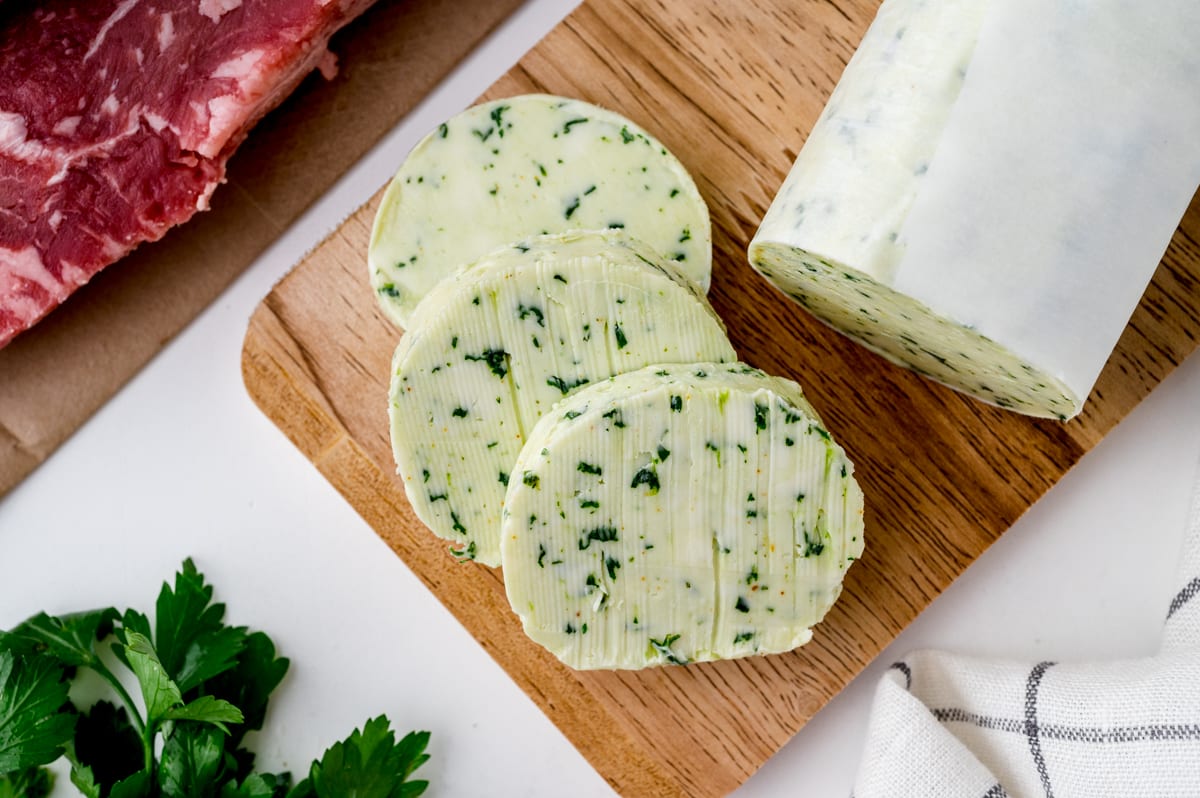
[0,0,523,496]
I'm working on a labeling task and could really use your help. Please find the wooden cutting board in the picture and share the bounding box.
[241,1,1200,795]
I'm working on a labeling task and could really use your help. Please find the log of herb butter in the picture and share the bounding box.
[370,94,713,328]
[389,230,736,566]
[500,363,865,670]
[749,0,1200,419]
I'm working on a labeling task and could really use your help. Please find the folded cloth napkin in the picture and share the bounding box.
[853,466,1200,798]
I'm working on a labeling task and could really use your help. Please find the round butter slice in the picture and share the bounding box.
[389,231,735,567]
[369,93,712,327]
[501,362,865,670]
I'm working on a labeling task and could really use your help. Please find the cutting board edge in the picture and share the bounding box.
[240,303,719,798]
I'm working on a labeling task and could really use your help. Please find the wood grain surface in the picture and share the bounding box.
[241,1,1200,795]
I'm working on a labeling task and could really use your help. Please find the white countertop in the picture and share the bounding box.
[3,2,1199,795]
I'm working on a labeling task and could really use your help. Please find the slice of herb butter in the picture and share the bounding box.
[370,94,712,328]
[500,363,865,670]
[749,0,1200,420]
[389,230,736,567]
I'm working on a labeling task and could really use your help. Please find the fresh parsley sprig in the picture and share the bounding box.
[0,559,430,798]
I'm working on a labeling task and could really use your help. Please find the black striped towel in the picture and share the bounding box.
[853,462,1200,797]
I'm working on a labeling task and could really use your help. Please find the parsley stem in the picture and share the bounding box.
[142,722,156,775]
[90,658,146,736]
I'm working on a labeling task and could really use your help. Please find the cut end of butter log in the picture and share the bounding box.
[370,94,713,328]
[389,230,736,567]
[501,363,865,670]
[749,0,1200,420]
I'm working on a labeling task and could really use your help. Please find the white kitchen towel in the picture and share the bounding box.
[852,465,1200,798]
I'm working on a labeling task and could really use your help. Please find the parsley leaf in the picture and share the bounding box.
[120,630,184,723]
[70,701,142,792]
[163,695,245,733]
[108,769,151,798]
[0,651,75,772]
[152,559,248,694]
[288,716,431,798]
[1,559,430,797]
[1,608,118,669]
[121,631,242,733]
[158,724,226,798]
[0,767,53,798]
[205,631,289,749]
[66,760,101,798]
[218,773,286,798]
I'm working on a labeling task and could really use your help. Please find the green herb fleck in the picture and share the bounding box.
[498,472,509,487]
[465,348,509,379]
[630,467,660,495]
[649,633,687,665]
[734,596,750,613]
[452,407,468,418]
[489,104,509,136]
[656,445,671,462]
[564,196,581,219]
[803,524,825,557]
[578,462,602,476]
[602,408,626,428]
[522,471,540,489]
[606,556,621,580]
[614,323,627,349]
[438,122,448,138]
[547,375,588,395]
[754,403,769,431]
[578,526,619,550]
[734,631,755,645]
[517,303,545,327]
[562,117,588,134]
[670,395,683,412]
[579,499,600,510]
[620,126,636,144]
[537,544,547,568]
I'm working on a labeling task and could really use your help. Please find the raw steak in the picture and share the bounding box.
[0,0,376,348]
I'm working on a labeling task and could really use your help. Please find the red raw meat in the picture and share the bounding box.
[0,0,375,348]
